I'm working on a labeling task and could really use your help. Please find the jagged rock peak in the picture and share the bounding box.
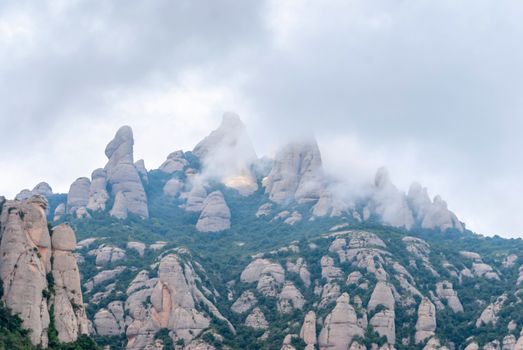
[264,137,325,205]
[192,112,258,196]
[408,182,464,232]
[370,167,414,230]
[104,125,148,219]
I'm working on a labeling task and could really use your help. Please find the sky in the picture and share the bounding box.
[0,0,522,237]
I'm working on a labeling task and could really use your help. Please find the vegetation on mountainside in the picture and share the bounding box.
[38,170,523,349]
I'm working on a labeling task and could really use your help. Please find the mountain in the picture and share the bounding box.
[2,113,523,350]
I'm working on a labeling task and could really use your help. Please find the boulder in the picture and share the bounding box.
[476,295,507,327]
[104,126,149,219]
[196,191,231,232]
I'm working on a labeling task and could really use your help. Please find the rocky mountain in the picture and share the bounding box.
[2,113,522,350]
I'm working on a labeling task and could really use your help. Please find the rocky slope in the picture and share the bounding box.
[3,113,521,350]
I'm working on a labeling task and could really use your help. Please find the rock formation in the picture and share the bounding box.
[435,281,463,313]
[408,182,464,232]
[196,191,231,232]
[159,150,189,174]
[0,196,88,347]
[318,293,364,349]
[370,309,396,344]
[245,307,269,330]
[15,182,53,201]
[370,167,415,230]
[134,159,149,184]
[300,311,317,350]
[104,126,149,219]
[67,177,91,216]
[193,113,258,196]
[415,297,437,344]
[87,168,109,212]
[368,281,395,312]
[231,291,257,314]
[278,282,305,313]
[125,251,234,349]
[264,138,324,205]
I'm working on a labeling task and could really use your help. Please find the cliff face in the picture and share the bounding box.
[0,196,88,347]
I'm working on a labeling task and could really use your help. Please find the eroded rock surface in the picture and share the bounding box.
[104,126,149,219]
[196,191,231,232]
[0,197,88,346]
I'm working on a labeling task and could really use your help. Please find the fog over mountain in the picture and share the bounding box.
[1,0,523,237]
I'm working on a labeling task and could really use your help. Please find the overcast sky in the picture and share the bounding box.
[1,0,522,237]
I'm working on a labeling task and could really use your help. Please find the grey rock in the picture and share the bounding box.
[300,311,317,348]
[408,183,464,232]
[127,241,146,257]
[476,294,507,327]
[0,199,88,346]
[231,291,257,314]
[53,203,66,221]
[94,301,125,336]
[104,126,149,219]
[370,167,414,230]
[159,150,188,174]
[318,293,364,350]
[264,139,324,205]
[245,307,269,330]
[87,168,109,212]
[67,177,91,215]
[196,191,231,232]
[278,282,305,313]
[183,182,208,212]
[91,244,126,267]
[435,281,463,313]
[368,282,395,312]
[370,309,396,344]
[134,159,149,184]
[415,297,437,344]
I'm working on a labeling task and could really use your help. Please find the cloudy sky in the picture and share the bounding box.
[1,0,522,237]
